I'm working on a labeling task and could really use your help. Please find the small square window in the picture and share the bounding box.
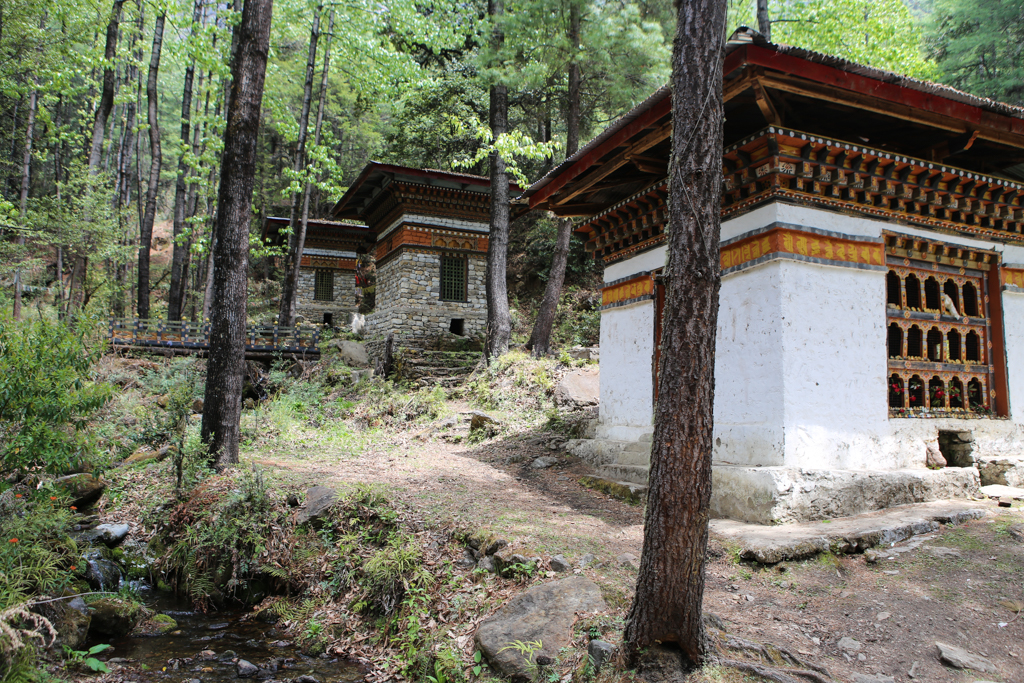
[314,270,335,302]
[440,256,467,302]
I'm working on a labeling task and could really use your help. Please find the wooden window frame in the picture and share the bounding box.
[440,255,468,302]
[314,269,335,302]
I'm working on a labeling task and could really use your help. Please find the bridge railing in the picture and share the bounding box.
[109,318,321,353]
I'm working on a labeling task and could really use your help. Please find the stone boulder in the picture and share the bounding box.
[296,486,338,526]
[936,641,996,673]
[554,368,599,408]
[87,598,144,638]
[567,346,599,361]
[926,444,946,469]
[330,340,370,367]
[124,445,174,466]
[83,549,122,591]
[77,523,130,548]
[54,473,105,508]
[475,577,606,681]
[34,596,91,652]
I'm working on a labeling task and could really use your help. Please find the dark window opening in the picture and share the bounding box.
[968,378,984,411]
[889,374,904,408]
[314,269,335,302]
[440,255,468,302]
[943,280,960,315]
[888,323,903,358]
[949,378,964,409]
[905,273,922,309]
[907,326,922,358]
[323,313,333,326]
[449,318,465,336]
[925,277,941,311]
[948,329,962,361]
[929,376,946,408]
[966,331,981,362]
[927,328,943,362]
[908,375,924,407]
[887,271,902,306]
[962,282,979,316]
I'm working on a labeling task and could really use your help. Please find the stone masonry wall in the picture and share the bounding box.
[365,249,486,341]
[295,266,357,324]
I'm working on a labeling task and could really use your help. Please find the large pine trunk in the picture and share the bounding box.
[200,0,274,469]
[622,0,726,668]
[137,13,166,319]
[277,5,322,326]
[168,0,205,321]
[88,0,126,171]
[484,0,511,362]
[527,2,581,356]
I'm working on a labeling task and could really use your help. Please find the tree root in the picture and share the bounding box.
[719,658,833,683]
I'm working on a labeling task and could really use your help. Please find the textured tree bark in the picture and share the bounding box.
[113,18,142,319]
[297,9,334,263]
[12,81,38,320]
[622,0,726,668]
[484,0,511,363]
[278,5,322,326]
[88,0,126,172]
[137,13,166,319]
[757,0,771,40]
[527,1,581,356]
[168,0,204,321]
[200,0,274,469]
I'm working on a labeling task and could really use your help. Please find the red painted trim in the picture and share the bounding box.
[528,95,672,209]
[741,45,1024,137]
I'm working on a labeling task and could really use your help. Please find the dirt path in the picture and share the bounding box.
[247,427,1024,683]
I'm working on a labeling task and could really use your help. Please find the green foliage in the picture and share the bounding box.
[0,490,78,611]
[928,0,1024,105]
[354,382,449,428]
[0,317,112,476]
[767,0,935,77]
[63,643,112,673]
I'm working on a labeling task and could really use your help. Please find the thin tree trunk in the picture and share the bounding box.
[89,0,125,171]
[168,0,204,321]
[12,81,38,320]
[137,13,165,319]
[756,0,770,40]
[278,4,322,326]
[622,0,726,668]
[200,0,274,469]
[527,1,581,356]
[113,16,141,319]
[484,0,511,362]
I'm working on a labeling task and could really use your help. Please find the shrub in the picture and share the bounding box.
[0,317,112,476]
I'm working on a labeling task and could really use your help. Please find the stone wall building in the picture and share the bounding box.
[332,163,504,343]
[523,28,1024,523]
[262,216,373,325]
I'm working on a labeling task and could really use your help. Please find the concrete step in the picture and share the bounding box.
[597,463,650,485]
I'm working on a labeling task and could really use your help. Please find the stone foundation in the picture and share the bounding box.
[295,266,358,325]
[365,250,486,340]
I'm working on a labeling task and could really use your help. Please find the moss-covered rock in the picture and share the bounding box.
[87,597,148,638]
[131,613,178,636]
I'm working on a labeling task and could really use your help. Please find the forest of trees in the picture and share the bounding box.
[0,0,1017,321]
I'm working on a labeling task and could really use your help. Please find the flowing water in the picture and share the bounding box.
[90,591,363,683]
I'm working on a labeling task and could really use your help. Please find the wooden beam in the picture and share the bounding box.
[552,121,672,206]
[752,77,781,126]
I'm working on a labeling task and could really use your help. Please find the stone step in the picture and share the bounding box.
[579,475,648,504]
[597,463,650,485]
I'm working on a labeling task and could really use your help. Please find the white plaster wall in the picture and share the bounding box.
[777,259,892,469]
[597,300,655,439]
[1003,290,1024,424]
[603,245,667,283]
[713,262,786,466]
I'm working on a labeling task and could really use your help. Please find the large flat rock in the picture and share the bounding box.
[475,577,606,681]
[711,500,987,564]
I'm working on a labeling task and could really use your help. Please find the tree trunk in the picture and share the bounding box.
[89,0,125,172]
[137,13,165,319]
[756,0,770,40]
[168,0,204,321]
[622,0,726,669]
[200,0,274,469]
[113,16,141,319]
[12,81,38,320]
[484,0,511,363]
[527,1,581,356]
[277,5,322,326]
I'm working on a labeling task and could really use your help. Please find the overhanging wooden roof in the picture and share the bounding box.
[524,27,1024,220]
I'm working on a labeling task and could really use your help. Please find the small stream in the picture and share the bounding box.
[90,591,363,683]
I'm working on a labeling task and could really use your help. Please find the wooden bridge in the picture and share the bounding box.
[109,319,321,358]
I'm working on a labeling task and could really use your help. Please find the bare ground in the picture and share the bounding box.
[249,422,1024,683]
